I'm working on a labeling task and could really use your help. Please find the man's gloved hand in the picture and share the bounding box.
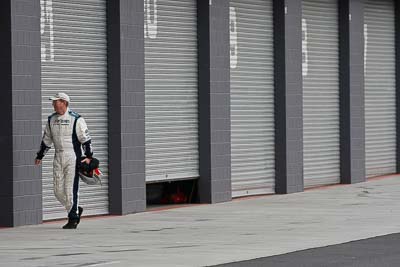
[81,157,92,165]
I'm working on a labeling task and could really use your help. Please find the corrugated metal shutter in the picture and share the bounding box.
[364,0,396,177]
[40,0,108,220]
[230,0,275,197]
[302,0,340,188]
[144,0,199,182]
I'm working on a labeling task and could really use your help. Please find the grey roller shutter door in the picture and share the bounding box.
[144,0,199,182]
[41,0,108,220]
[302,0,340,188]
[364,0,396,178]
[230,0,275,197]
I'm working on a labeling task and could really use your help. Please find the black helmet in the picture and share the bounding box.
[78,157,102,185]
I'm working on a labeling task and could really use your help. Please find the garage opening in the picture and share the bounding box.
[146,179,198,208]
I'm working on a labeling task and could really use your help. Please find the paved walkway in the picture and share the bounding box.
[1,175,400,267]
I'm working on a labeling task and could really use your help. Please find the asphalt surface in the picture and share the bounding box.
[214,233,400,267]
[1,175,400,266]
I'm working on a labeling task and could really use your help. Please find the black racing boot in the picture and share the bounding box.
[62,218,78,229]
[77,206,83,224]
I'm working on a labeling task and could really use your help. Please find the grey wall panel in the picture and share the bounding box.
[0,0,14,227]
[230,0,275,197]
[145,0,199,183]
[197,0,232,204]
[302,0,340,188]
[397,0,400,174]
[107,0,146,215]
[364,0,396,177]
[41,0,109,220]
[339,0,366,184]
[274,0,304,194]
[1,0,43,227]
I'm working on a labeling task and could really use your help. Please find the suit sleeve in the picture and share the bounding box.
[36,122,53,160]
[76,117,93,158]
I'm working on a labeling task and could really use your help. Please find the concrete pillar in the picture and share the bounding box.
[274,0,304,193]
[107,0,146,214]
[0,0,42,227]
[339,0,366,184]
[198,0,232,203]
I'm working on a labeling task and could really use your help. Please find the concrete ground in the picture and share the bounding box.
[1,175,400,267]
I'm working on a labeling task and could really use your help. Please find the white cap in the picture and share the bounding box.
[49,92,70,103]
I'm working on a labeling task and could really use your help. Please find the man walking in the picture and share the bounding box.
[35,92,93,229]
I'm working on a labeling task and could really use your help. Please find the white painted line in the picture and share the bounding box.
[86,261,121,267]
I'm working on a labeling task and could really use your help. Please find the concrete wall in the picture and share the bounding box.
[274,0,304,193]
[0,0,42,227]
[107,0,146,215]
[339,0,366,184]
[396,0,400,172]
[198,0,232,203]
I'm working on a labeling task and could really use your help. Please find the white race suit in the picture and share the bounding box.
[36,108,93,219]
